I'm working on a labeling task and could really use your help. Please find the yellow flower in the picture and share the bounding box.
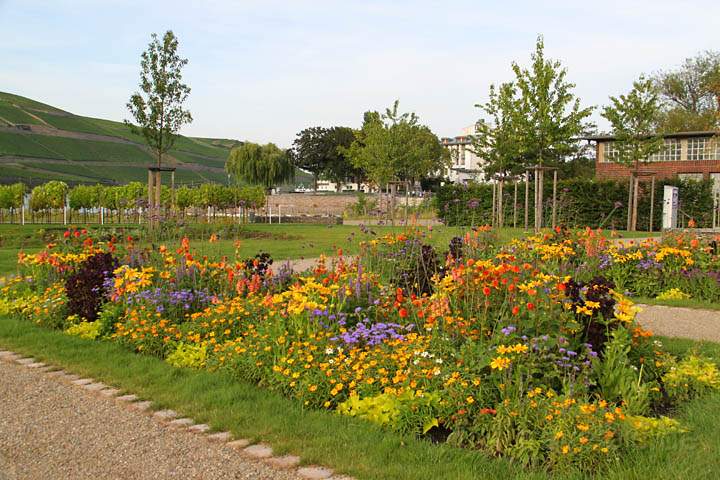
[490,357,511,370]
[466,396,475,404]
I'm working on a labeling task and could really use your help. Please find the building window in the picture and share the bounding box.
[688,137,719,161]
[678,173,704,182]
[603,141,618,162]
[649,139,681,162]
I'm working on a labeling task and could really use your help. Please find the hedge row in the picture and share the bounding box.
[434,178,716,229]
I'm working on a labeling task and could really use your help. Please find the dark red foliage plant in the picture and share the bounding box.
[65,252,118,321]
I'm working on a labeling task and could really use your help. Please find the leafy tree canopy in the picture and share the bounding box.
[345,101,448,188]
[290,126,357,190]
[226,142,294,190]
[653,50,720,131]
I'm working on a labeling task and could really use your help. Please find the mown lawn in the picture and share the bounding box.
[0,315,718,480]
[0,223,661,277]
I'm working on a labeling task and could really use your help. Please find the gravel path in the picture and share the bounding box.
[0,361,301,480]
[636,304,720,343]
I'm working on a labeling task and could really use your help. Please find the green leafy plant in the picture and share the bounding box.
[165,342,207,369]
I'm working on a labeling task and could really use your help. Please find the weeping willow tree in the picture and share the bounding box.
[225,142,294,191]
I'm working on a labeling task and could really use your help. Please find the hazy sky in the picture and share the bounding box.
[1,0,719,146]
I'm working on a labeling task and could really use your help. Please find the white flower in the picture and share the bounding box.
[325,347,334,355]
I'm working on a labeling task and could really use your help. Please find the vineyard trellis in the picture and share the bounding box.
[0,181,266,225]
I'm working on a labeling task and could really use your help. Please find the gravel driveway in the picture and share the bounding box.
[0,361,300,480]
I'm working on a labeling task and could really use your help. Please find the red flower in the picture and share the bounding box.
[526,302,535,310]
[81,229,87,235]
[127,235,133,242]
[480,408,496,415]
[512,306,520,315]
[73,230,80,238]
[63,230,71,238]
[398,308,408,319]
[482,286,491,296]
[557,282,567,292]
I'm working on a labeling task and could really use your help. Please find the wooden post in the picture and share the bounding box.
[631,175,639,232]
[534,168,541,232]
[147,169,154,225]
[626,174,633,231]
[390,183,397,227]
[171,170,176,212]
[155,171,162,228]
[491,181,497,227]
[551,170,558,229]
[649,176,655,232]
[524,170,530,230]
[498,179,504,228]
[513,180,518,228]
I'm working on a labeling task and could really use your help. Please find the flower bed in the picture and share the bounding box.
[1,226,719,472]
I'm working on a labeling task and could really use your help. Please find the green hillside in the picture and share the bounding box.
[0,91,239,186]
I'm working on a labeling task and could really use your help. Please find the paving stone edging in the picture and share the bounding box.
[0,349,354,480]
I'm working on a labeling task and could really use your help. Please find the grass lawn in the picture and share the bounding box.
[0,223,661,276]
[634,296,720,311]
[0,315,718,480]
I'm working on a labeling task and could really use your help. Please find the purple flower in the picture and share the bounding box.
[501,325,516,336]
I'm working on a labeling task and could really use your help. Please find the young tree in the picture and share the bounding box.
[602,76,665,231]
[126,30,192,167]
[226,142,294,191]
[473,82,523,178]
[495,36,595,230]
[512,36,594,168]
[653,51,720,131]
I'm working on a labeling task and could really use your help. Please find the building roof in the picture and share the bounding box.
[441,136,473,145]
[581,131,718,142]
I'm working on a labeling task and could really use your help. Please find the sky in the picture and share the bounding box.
[1,0,719,147]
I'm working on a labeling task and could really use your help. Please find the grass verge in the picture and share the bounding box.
[635,296,720,311]
[1,315,719,479]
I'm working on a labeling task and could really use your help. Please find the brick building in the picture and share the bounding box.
[585,131,720,193]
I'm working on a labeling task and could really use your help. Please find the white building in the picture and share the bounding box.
[441,125,486,184]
